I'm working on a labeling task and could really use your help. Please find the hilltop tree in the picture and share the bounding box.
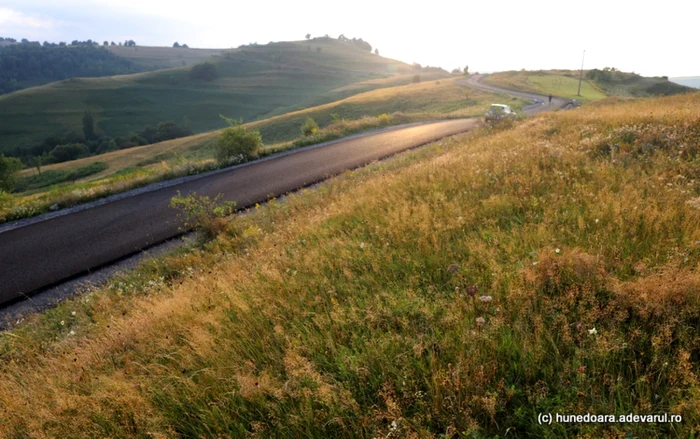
[103,41,108,46]
[374,48,379,55]
[173,42,180,48]
[182,44,189,48]
[82,110,95,140]
[305,33,311,40]
[463,65,469,75]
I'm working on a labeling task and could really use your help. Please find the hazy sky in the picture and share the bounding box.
[1,0,698,77]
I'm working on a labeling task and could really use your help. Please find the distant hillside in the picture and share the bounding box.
[670,76,700,89]
[586,68,693,97]
[0,38,413,156]
[0,42,147,94]
[484,69,693,100]
[106,45,225,69]
[483,70,607,101]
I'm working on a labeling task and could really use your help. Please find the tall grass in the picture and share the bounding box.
[0,92,698,437]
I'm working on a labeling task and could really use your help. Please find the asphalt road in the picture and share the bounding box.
[0,119,478,305]
[458,74,570,113]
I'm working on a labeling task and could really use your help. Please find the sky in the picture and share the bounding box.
[1,0,698,77]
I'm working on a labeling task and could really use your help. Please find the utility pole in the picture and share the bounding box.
[577,50,586,97]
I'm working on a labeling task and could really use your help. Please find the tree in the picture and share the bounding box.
[215,122,263,164]
[301,117,319,136]
[374,48,379,55]
[189,61,218,81]
[463,65,469,75]
[154,121,193,142]
[111,41,116,46]
[50,143,89,163]
[173,42,180,48]
[0,155,23,192]
[182,44,189,48]
[103,41,108,46]
[305,33,311,40]
[82,109,95,140]
[412,74,421,83]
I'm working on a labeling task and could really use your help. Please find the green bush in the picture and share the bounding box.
[189,62,218,81]
[215,125,263,165]
[0,154,23,192]
[50,143,89,163]
[169,192,237,240]
[301,117,319,136]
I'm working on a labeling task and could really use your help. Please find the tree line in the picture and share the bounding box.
[0,41,144,94]
[6,110,193,168]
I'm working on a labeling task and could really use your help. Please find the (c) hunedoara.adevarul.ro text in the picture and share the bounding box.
[537,412,682,425]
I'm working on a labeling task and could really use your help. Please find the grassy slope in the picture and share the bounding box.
[0,39,412,153]
[486,69,693,100]
[484,70,607,101]
[0,92,698,437]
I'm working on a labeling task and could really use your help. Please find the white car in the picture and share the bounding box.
[485,104,516,122]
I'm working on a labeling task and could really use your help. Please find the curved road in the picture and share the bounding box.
[458,74,569,113]
[0,119,478,305]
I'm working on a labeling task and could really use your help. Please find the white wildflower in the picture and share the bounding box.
[588,327,597,335]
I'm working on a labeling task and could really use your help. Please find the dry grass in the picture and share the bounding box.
[0,92,698,437]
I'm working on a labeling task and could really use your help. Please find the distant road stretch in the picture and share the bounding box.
[458,74,569,113]
[0,119,478,305]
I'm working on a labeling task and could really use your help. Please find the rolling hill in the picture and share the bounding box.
[484,69,693,100]
[106,45,226,69]
[0,38,414,155]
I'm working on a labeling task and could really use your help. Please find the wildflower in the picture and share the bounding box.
[479,295,493,303]
[60,320,65,326]
[595,218,599,223]
[71,311,76,316]
[555,248,561,254]
[69,330,75,336]
[476,317,486,326]
[457,216,464,221]
[465,285,478,297]
[588,327,597,335]
[447,263,460,274]
[576,322,582,329]
[390,421,398,431]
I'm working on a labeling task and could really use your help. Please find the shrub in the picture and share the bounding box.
[412,74,421,83]
[0,155,23,192]
[189,62,218,81]
[50,143,89,163]
[301,117,319,136]
[215,124,263,164]
[169,192,237,240]
[377,113,391,125]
